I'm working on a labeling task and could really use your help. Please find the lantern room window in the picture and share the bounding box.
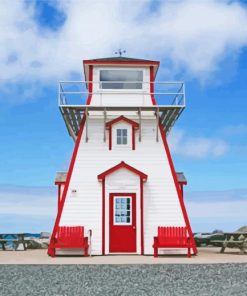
[116,128,128,145]
[100,70,143,89]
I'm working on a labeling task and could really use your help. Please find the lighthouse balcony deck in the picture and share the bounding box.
[58,81,185,140]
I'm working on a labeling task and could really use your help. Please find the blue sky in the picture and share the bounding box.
[0,0,247,233]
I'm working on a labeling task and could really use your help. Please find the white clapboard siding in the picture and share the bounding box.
[59,117,186,255]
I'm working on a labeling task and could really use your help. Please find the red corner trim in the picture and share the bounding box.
[97,161,148,182]
[106,116,139,129]
[132,126,135,150]
[102,179,105,255]
[149,66,196,253]
[140,177,144,255]
[48,116,86,255]
[109,126,112,150]
[57,184,61,212]
[159,122,197,254]
[86,65,93,105]
[180,184,184,199]
[150,66,157,105]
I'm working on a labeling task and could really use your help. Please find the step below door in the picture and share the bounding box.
[109,193,136,253]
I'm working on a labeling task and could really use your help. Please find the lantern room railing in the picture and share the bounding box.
[58,81,185,107]
[58,81,186,141]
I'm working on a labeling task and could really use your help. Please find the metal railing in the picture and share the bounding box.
[58,81,186,107]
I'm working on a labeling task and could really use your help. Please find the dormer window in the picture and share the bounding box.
[106,116,139,150]
[100,70,143,89]
[116,129,128,145]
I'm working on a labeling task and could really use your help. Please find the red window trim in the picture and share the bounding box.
[106,116,139,151]
[98,161,148,182]
[98,162,147,255]
[106,115,139,129]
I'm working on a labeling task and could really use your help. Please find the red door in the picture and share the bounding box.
[109,193,136,253]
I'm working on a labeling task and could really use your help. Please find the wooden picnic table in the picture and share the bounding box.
[13,234,31,250]
[211,232,247,254]
[0,234,31,251]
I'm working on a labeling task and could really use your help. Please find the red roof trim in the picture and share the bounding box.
[83,60,160,66]
[55,181,66,185]
[98,161,148,181]
[178,180,187,185]
[106,116,139,129]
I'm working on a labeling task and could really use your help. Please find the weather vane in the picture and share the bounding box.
[115,49,126,57]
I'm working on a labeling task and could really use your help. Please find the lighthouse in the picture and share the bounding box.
[48,56,197,256]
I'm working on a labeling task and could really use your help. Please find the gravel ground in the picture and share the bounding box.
[1,264,247,296]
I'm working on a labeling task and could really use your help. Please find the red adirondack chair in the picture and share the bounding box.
[153,226,191,258]
[48,226,89,257]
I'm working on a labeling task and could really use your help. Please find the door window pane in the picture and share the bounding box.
[114,197,132,225]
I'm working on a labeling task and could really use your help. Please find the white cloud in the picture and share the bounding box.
[187,200,247,219]
[221,123,247,136]
[187,188,247,202]
[168,128,229,158]
[186,188,247,232]
[0,185,57,232]
[1,0,247,94]
[0,185,56,217]
[187,199,247,232]
[0,185,246,233]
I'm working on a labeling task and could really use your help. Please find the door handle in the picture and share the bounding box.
[133,226,136,230]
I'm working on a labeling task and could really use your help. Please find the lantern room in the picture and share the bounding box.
[58,57,186,143]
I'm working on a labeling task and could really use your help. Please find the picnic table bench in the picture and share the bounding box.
[153,226,192,258]
[48,226,89,257]
[0,234,7,250]
[211,232,247,254]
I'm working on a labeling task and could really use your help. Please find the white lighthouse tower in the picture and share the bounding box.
[48,55,197,256]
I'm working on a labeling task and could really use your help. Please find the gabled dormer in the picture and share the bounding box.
[106,115,139,150]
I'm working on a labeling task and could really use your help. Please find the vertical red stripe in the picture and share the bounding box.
[150,66,157,105]
[109,126,112,150]
[140,177,144,255]
[102,179,105,255]
[86,65,93,105]
[180,184,184,199]
[132,126,135,150]
[57,184,61,212]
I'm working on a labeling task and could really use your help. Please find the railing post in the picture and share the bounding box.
[183,82,186,106]
[85,108,88,142]
[138,108,142,142]
[58,83,60,106]
[103,108,106,142]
